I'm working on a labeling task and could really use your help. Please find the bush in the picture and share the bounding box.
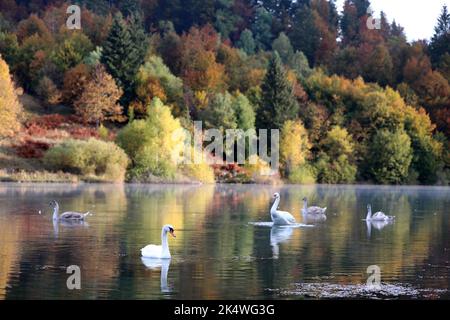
[315,154,357,184]
[243,155,275,183]
[98,124,110,140]
[116,98,186,180]
[43,138,129,182]
[368,129,413,184]
[287,165,316,184]
[14,139,51,159]
[178,147,215,183]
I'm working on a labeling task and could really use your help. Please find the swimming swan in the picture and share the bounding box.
[141,225,176,259]
[270,193,296,225]
[302,197,327,215]
[366,204,395,221]
[50,200,90,221]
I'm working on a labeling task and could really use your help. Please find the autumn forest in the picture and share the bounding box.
[0,0,449,185]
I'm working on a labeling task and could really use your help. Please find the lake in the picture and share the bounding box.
[0,183,448,299]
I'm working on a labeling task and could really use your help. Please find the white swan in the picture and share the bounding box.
[141,224,176,259]
[366,204,395,221]
[270,193,296,225]
[50,200,90,221]
[302,197,327,215]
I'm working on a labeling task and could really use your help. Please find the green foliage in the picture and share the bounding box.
[257,52,299,129]
[0,32,19,67]
[52,32,93,72]
[116,98,186,179]
[214,1,239,40]
[286,165,316,184]
[429,5,450,67]
[237,29,256,55]
[98,124,109,140]
[119,0,141,17]
[128,14,148,72]
[315,154,356,184]
[101,12,144,106]
[231,92,255,130]
[315,126,357,184]
[84,46,102,66]
[272,32,294,64]
[251,7,273,51]
[43,138,129,182]
[368,128,413,184]
[288,50,312,79]
[136,55,183,105]
[199,92,237,130]
[290,5,320,65]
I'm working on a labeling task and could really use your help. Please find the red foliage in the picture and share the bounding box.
[25,114,81,130]
[68,127,99,139]
[14,139,51,159]
[24,114,99,140]
[26,123,48,137]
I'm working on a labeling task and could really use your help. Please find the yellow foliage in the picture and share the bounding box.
[244,155,274,183]
[280,120,311,175]
[194,90,209,110]
[0,56,21,137]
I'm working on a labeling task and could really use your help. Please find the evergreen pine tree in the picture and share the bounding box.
[257,52,299,130]
[430,5,450,67]
[289,5,320,65]
[251,7,274,51]
[101,12,144,108]
[128,14,148,72]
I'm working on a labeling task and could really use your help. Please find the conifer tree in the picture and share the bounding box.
[101,12,145,108]
[257,52,299,129]
[429,5,450,67]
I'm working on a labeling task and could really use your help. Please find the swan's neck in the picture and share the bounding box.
[161,229,170,257]
[271,197,280,214]
[303,200,308,210]
[52,204,59,221]
[366,207,372,220]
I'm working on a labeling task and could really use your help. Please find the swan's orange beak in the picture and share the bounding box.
[170,230,176,238]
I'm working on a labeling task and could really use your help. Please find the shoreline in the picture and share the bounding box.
[0,170,449,187]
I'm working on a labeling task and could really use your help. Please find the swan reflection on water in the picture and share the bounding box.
[366,219,394,238]
[270,226,294,259]
[52,219,89,237]
[141,257,171,293]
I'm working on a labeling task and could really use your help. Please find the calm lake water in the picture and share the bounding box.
[0,183,449,300]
